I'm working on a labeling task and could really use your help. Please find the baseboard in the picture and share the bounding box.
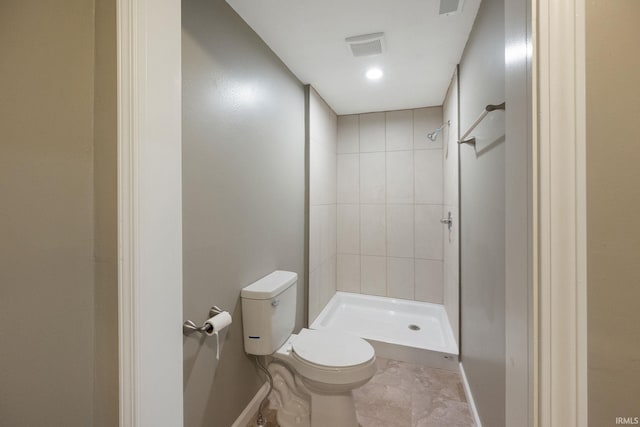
[231,382,270,427]
[459,362,482,427]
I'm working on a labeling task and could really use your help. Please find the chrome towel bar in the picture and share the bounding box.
[459,102,506,145]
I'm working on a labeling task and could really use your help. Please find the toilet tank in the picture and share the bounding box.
[241,271,297,355]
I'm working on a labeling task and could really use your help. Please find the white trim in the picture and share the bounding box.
[537,0,588,425]
[574,1,588,425]
[117,1,138,423]
[117,0,184,426]
[459,363,482,427]
[231,383,270,427]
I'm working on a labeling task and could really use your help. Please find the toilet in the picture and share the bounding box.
[241,271,376,427]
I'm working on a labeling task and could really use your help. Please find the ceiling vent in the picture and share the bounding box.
[345,32,385,57]
[439,0,464,15]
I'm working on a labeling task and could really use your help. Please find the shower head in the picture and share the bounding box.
[427,121,450,142]
[427,129,441,142]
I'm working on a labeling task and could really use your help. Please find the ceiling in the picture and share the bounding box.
[226,0,481,115]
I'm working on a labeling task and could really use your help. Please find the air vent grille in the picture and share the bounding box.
[350,39,383,57]
[345,32,385,58]
[439,0,464,15]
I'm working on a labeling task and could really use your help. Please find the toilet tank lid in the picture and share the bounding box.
[241,271,297,300]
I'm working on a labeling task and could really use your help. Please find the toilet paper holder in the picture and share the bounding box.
[183,306,225,335]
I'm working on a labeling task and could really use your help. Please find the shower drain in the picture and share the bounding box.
[408,324,421,331]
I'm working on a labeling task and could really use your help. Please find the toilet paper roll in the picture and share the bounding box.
[203,311,232,337]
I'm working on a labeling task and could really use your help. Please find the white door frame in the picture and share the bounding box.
[115,0,588,426]
[537,0,588,426]
[117,0,184,426]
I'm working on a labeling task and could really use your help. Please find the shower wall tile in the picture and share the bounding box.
[319,204,336,262]
[415,259,444,303]
[308,268,321,323]
[443,204,459,313]
[386,205,414,258]
[309,137,322,205]
[360,205,386,256]
[337,253,360,293]
[387,257,415,300]
[309,88,338,324]
[443,206,459,268]
[359,112,386,152]
[415,149,443,204]
[337,115,359,154]
[443,125,458,207]
[361,256,387,296]
[310,136,337,205]
[309,205,321,271]
[415,204,444,260]
[442,73,459,346]
[334,106,444,302]
[337,204,360,254]
[360,152,386,203]
[309,88,337,145]
[386,150,414,204]
[320,255,337,308]
[414,107,444,150]
[325,143,337,204]
[337,154,359,203]
[386,110,413,151]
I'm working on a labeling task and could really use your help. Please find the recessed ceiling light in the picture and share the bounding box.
[366,68,383,80]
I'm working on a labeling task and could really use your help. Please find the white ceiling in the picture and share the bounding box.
[226,0,481,115]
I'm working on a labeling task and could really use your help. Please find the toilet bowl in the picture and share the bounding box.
[272,328,376,427]
[241,271,377,427]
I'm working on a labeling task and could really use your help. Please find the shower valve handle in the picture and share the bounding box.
[440,212,453,230]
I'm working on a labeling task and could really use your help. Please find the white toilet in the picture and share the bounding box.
[241,271,376,427]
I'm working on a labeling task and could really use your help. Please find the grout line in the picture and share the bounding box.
[412,109,417,301]
[354,117,360,294]
[334,130,340,291]
[383,112,389,298]
[358,147,442,153]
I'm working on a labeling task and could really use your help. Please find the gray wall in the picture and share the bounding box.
[458,0,505,425]
[181,1,306,426]
[0,1,118,425]
[586,1,640,425]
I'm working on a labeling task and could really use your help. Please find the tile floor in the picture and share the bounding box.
[354,357,474,427]
[248,357,475,427]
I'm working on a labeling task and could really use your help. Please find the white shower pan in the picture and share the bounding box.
[310,292,459,371]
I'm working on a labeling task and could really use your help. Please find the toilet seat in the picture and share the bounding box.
[280,328,376,387]
[292,328,374,367]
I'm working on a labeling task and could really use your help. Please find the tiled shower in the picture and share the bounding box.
[308,87,450,323]
[335,108,444,302]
